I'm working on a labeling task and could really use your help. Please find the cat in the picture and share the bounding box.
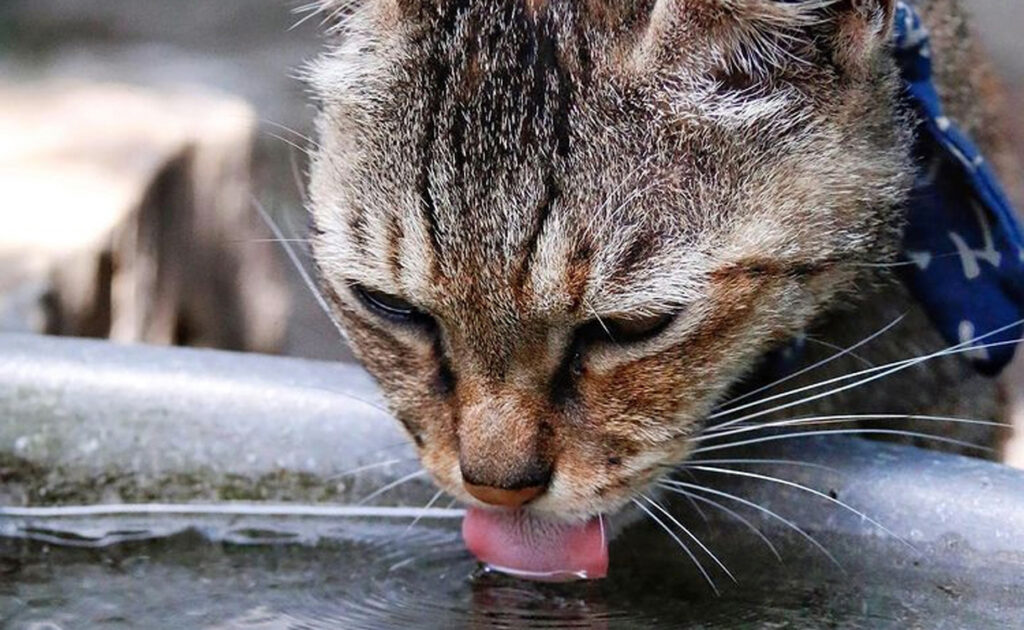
[304,0,1023,579]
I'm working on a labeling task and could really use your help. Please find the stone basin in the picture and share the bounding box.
[1,334,1022,628]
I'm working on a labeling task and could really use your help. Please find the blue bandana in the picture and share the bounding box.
[893,1,1024,375]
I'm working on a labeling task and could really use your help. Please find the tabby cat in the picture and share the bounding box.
[305,0,1022,579]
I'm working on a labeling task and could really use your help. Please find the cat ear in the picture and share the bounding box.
[634,0,896,76]
[302,0,359,30]
[827,0,897,73]
[307,0,422,35]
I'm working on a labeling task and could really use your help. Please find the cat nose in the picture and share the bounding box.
[461,467,552,508]
[463,482,546,508]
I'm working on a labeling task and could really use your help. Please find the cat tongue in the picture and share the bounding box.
[462,507,608,581]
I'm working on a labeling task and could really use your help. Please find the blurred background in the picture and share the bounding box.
[0,1,1022,365]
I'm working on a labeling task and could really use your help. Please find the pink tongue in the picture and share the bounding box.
[462,507,608,582]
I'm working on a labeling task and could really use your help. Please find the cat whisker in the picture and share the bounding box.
[632,496,720,595]
[850,251,965,269]
[692,428,992,456]
[699,413,1011,443]
[684,466,915,553]
[357,470,428,506]
[709,336,1021,431]
[678,469,711,525]
[403,489,446,537]
[708,328,1024,431]
[290,1,328,31]
[252,197,350,343]
[264,131,315,158]
[717,313,906,410]
[803,337,875,368]
[584,299,615,343]
[240,238,313,244]
[288,147,310,205]
[287,381,392,415]
[291,1,321,13]
[642,495,736,583]
[326,457,417,482]
[675,458,842,475]
[260,119,322,151]
[852,260,923,269]
[666,486,782,563]
[369,440,422,454]
[713,319,1024,423]
[322,2,358,32]
[660,480,843,571]
[290,0,355,32]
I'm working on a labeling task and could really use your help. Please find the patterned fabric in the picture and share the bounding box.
[893,1,1024,374]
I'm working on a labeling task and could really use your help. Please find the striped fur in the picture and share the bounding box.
[307,0,1015,522]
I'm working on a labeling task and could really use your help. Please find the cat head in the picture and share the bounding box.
[307,0,910,521]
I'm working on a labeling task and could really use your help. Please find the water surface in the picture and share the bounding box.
[2,510,1020,629]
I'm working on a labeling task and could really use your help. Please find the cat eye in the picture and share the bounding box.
[578,311,677,346]
[353,285,430,325]
[553,309,678,404]
[605,313,676,342]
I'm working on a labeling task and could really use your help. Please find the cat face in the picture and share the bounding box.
[308,0,908,521]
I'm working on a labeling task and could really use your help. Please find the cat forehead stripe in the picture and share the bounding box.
[399,3,585,293]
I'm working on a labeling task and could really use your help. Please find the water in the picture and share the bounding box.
[2,510,1021,629]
